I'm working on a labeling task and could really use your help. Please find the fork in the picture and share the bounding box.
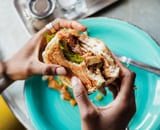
[114,53,160,76]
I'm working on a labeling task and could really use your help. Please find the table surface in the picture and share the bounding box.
[0,0,160,129]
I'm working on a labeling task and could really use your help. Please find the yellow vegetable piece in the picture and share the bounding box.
[70,99,77,106]
[95,93,103,101]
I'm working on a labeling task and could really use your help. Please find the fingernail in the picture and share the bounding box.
[71,76,79,87]
[56,67,67,75]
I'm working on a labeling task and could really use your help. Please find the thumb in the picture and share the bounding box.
[72,76,92,109]
[31,61,66,75]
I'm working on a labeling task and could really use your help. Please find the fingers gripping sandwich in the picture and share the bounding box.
[42,29,119,93]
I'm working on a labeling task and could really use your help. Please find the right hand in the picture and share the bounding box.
[71,61,136,130]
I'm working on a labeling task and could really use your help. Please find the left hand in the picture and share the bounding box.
[4,18,86,80]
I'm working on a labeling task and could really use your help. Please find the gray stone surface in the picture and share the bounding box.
[93,0,160,45]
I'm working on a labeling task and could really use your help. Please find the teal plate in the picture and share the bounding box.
[24,18,160,130]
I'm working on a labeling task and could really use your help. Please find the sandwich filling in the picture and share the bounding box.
[43,29,119,92]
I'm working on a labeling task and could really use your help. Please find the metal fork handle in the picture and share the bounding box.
[114,54,160,76]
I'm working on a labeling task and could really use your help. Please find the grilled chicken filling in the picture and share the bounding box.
[42,29,119,92]
[59,32,106,87]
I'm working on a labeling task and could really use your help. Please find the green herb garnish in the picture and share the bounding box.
[59,40,84,64]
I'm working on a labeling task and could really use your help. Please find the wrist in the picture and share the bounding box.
[0,61,14,93]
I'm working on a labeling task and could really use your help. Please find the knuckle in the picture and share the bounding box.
[82,107,99,121]
[42,66,53,75]
[55,18,62,23]
[26,60,34,73]
[130,71,136,78]
[125,70,136,79]
[53,18,63,30]
[25,60,35,76]
[74,91,84,102]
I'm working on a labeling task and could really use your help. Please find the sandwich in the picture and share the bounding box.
[42,29,119,93]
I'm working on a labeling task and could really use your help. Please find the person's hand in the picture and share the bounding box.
[4,18,86,80]
[71,61,136,130]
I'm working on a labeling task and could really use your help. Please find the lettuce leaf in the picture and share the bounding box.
[59,40,84,64]
[44,33,83,64]
[44,33,55,43]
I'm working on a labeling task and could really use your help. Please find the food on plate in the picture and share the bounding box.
[42,29,120,94]
[44,75,77,106]
[95,93,103,101]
